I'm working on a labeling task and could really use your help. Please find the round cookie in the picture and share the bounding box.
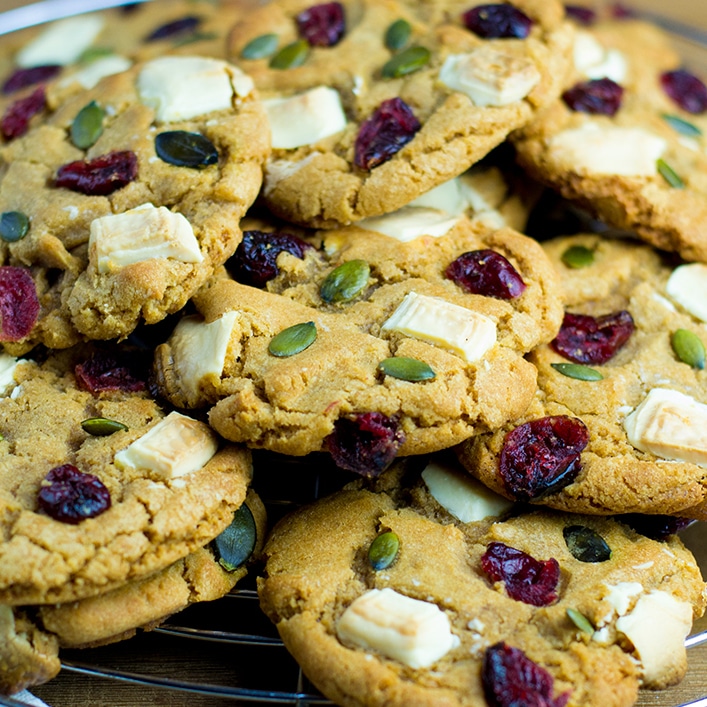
[227,0,573,227]
[0,347,252,606]
[257,459,706,707]
[512,16,707,263]
[153,216,564,470]
[459,233,707,519]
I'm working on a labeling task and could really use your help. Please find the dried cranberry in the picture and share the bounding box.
[55,151,138,196]
[2,65,61,95]
[618,514,695,541]
[1,87,46,140]
[481,542,560,606]
[0,266,39,342]
[500,416,589,502]
[661,69,707,115]
[445,249,526,299]
[296,2,345,47]
[145,15,201,41]
[562,78,624,116]
[75,351,147,394]
[326,412,405,477]
[483,642,570,707]
[37,464,111,524]
[354,98,421,171]
[463,4,533,39]
[551,310,634,365]
[564,5,596,25]
[610,3,635,18]
[228,230,314,288]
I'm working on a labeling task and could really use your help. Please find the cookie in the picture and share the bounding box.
[154,216,563,470]
[458,233,707,519]
[0,347,252,605]
[258,457,706,706]
[226,0,573,227]
[512,16,707,263]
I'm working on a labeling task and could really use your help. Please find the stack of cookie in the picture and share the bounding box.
[1,0,707,706]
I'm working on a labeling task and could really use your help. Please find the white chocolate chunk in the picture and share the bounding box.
[358,207,460,242]
[573,30,628,83]
[603,582,643,617]
[615,591,692,685]
[137,57,251,123]
[422,457,513,522]
[381,292,496,362]
[264,86,347,149]
[89,203,203,274]
[16,15,104,68]
[408,179,468,215]
[547,123,666,176]
[336,588,458,668]
[0,354,19,396]
[438,47,540,107]
[623,388,707,466]
[666,263,707,322]
[114,411,218,480]
[60,55,132,90]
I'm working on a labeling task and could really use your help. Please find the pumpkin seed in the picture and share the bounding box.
[173,30,218,47]
[662,113,702,137]
[563,525,611,563]
[0,211,29,242]
[269,39,309,69]
[561,244,594,269]
[671,328,706,369]
[368,531,400,570]
[81,417,128,436]
[378,356,435,382]
[269,321,317,357]
[320,259,370,303]
[382,45,430,79]
[155,130,218,169]
[213,503,257,571]
[241,33,279,59]
[71,101,105,150]
[566,608,594,634]
[385,19,411,51]
[78,46,114,64]
[550,362,604,381]
[657,158,684,188]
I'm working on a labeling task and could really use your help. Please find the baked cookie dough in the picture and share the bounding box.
[459,233,707,519]
[227,0,573,227]
[258,458,706,707]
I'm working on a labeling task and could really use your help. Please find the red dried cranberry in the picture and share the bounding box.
[445,249,526,299]
[500,415,589,502]
[551,310,634,365]
[562,78,624,116]
[145,15,201,41]
[296,2,345,47]
[2,65,61,95]
[228,230,314,288]
[661,69,707,115]
[0,266,39,342]
[326,412,405,477]
[55,151,138,196]
[618,514,694,541]
[483,642,570,707]
[1,87,46,140]
[37,464,111,524]
[564,5,596,25]
[463,4,533,39]
[354,98,421,171]
[75,351,147,394]
[610,3,635,18]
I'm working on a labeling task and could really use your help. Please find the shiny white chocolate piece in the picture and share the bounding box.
[666,263,707,322]
[61,55,132,90]
[358,207,460,242]
[603,582,644,617]
[573,30,627,83]
[0,355,19,397]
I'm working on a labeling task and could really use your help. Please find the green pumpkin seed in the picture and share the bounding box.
[381,45,430,79]
[269,321,317,357]
[662,113,703,137]
[155,130,218,169]
[0,211,29,242]
[213,503,257,571]
[269,39,309,70]
[378,356,435,382]
[78,46,114,64]
[561,244,594,269]
[385,19,411,51]
[657,158,684,188]
[320,259,370,303]
[368,531,400,570]
[71,101,105,150]
[241,33,279,59]
[563,525,611,563]
[81,417,128,436]
[566,608,594,634]
[550,362,604,381]
[671,328,706,369]
[173,30,218,47]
